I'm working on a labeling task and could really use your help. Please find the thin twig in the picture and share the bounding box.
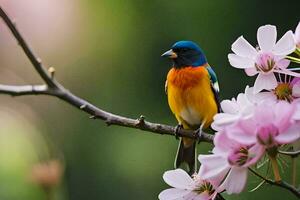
[249,168,300,198]
[278,150,300,157]
[0,84,52,96]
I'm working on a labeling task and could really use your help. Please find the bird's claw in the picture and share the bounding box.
[197,128,203,143]
[174,124,183,140]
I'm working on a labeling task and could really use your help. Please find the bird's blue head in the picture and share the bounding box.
[161,41,207,68]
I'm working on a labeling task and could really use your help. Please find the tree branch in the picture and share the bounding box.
[0,6,214,143]
[249,168,300,198]
[0,84,52,96]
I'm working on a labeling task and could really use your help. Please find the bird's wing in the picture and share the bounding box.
[206,66,221,112]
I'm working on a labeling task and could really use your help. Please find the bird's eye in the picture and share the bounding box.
[181,48,189,52]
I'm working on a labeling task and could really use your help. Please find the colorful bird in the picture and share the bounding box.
[162,41,220,174]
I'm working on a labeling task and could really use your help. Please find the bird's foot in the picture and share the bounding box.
[174,124,183,140]
[196,128,203,143]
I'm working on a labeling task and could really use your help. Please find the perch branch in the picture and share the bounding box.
[0,6,213,143]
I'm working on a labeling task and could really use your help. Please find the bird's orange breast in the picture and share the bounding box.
[166,66,217,129]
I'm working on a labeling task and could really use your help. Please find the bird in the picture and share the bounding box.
[161,41,220,175]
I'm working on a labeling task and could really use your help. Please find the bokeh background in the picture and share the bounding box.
[0,0,299,199]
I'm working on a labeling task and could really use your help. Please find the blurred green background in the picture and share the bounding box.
[0,0,299,199]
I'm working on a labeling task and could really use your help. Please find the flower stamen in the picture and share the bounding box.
[274,83,293,102]
[255,53,276,73]
[228,147,249,166]
[194,181,215,195]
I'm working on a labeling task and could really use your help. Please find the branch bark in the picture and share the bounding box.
[0,84,51,96]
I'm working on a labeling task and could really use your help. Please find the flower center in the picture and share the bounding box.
[257,124,278,147]
[194,181,215,195]
[255,53,276,73]
[228,147,249,166]
[274,83,293,102]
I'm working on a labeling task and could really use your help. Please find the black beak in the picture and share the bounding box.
[161,49,177,58]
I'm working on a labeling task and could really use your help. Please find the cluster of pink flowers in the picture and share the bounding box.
[159,22,300,200]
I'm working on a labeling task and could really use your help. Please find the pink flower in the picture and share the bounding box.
[227,101,300,149]
[198,132,263,194]
[294,22,300,48]
[212,92,252,131]
[247,76,300,102]
[290,77,300,98]
[159,169,220,200]
[212,86,274,131]
[228,25,297,93]
[247,76,300,103]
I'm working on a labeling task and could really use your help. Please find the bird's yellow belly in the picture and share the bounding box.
[167,67,217,130]
[168,85,216,129]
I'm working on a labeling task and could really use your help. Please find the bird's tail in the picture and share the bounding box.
[174,138,197,175]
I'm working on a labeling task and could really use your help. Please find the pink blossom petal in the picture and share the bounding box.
[228,54,254,69]
[159,188,193,200]
[244,144,265,167]
[253,73,277,93]
[276,59,290,69]
[257,25,277,52]
[211,123,222,132]
[245,67,258,76]
[295,22,300,45]
[213,131,239,152]
[220,100,239,114]
[291,77,300,86]
[240,105,256,118]
[209,193,218,200]
[227,124,256,145]
[245,86,276,103]
[212,113,239,128]
[231,36,257,58]
[292,84,300,97]
[163,169,194,189]
[198,155,229,180]
[220,167,248,194]
[292,100,300,120]
[238,118,258,135]
[275,124,300,144]
[236,93,249,106]
[273,31,296,56]
[274,101,295,132]
[182,192,199,200]
[254,102,275,125]
[194,193,211,200]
